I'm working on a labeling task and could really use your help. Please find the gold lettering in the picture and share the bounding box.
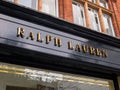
[101,50,108,58]
[54,38,62,47]
[16,28,108,58]
[37,32,42,42]
[75,43,81,52]
[46,35,52,44]
[95,48,101,56]
[27,32,34,40]
[89,46,95,55]
[82,45,88,53]
[17,27,24,38]
[68,41,74,50]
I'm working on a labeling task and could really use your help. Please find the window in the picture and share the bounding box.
[41,0,58,16]
[18,0,38,10]
[100,0,108,9]
[88,8,101,32]
[6,0,58,17]
[103,14,115,36]
[88,0,96,3]
[72,1,86,26]
[0,62,114,90]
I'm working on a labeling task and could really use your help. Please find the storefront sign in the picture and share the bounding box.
[0,14,120,69]
[17,27,108,58]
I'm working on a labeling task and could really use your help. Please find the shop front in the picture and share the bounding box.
[0,0,120,90]
[0,62,114,90]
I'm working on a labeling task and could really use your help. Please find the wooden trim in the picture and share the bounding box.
[102,8,113,15]
[58,0,64,19]
[84,2,91,28]
[87,0,113,15]
[98,8,106,33]
[38,0,42,11]
[14,0,18,3]
[88,2,99,10]
[74,0,85,4]
[96,0,100,5]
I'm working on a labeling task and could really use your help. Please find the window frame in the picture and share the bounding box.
[41,0,59,17]
[14,0,39,10]
[103,13,115,36]
[88,7,101,32]
[100,0,108,9]
[88,0,96,3]
[7,0,59,17]
[72,1,86,27]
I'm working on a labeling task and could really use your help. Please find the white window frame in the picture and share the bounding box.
[103,14,115,36]
[100,0,108,9]
[88,0,96,3]
[32,0,38,10]
[17,0,38,10]
[41,0,59,17]
[55,0,59,17]
[88,8,101,32]
[72,1,86,27]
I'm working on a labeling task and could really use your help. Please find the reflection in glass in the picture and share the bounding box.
[0,62,114,90]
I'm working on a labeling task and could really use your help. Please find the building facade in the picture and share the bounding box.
[5,0,120,38]
[0,0,120,90]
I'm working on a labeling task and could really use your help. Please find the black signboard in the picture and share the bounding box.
[0,14,120,69]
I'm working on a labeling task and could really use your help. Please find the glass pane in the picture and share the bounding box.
[42,0,58,16]
[0,62,114,90]
[32,0,38,10]
[18,0,38,10]
[72,1,86,26]
[88,0,96,3]
[88,8,101,32]
[103,14,115,36]
[18,0,32,8]
[100,0,108,9]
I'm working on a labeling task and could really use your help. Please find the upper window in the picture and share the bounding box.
[103,14,115,36]
[41,0,58,16]
[5,0,38,10]
[100,0,108,9]
[88,0,96,3]
[17,0,38,10]
[6,0,58,17]
[72,1,86,26]
[88,8,101,32]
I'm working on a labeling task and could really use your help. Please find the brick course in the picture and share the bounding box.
[59,0,73,22]
[59,0,120,38]
[106,0,120,37]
